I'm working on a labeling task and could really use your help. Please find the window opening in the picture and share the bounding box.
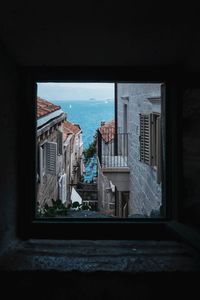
[36,83,164,219]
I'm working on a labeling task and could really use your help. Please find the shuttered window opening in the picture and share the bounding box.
[140,114,152,165]
[45,142,57,175]
[38,141,58,181]
[57,130,63,155]
[140,113,162,183]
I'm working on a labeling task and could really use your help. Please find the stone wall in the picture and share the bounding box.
[37,124,64,207]
[117,84,162,217]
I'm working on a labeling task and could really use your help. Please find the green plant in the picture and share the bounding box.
[70,201,92,211]
[83,133,97,163]
[71,201,81,208]
[37,199,68,217]
[81,202,92,210]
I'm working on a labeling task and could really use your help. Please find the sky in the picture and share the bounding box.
[37,82,114,101]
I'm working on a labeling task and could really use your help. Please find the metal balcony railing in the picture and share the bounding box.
[97,128,128,168]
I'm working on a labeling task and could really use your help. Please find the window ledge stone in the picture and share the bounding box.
[0,239,200,273]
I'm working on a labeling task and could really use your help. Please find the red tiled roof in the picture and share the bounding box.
[37,97,61,118]
[99,120,115,143]
[63,120,81,141]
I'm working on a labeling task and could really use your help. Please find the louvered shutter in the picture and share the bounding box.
[45,142,57,175]
[57,130,63,155]
[150,114,156,166]
[58,176,62,200]
[61,173,67,203]
[58,174,67,203]
[39,146,44,183]
[156,116,162,183]
[140,114,152,165]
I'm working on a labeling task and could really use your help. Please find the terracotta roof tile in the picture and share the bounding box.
[100,120,115,143]
[37,97,61,118]
[63,120,81,141]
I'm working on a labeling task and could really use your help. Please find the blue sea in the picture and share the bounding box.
[52,100,114,148]
[52,99,114,182]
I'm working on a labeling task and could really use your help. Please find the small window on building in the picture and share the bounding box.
[39,141,58,183]
[46,141,58,175]
[140,112,161,183]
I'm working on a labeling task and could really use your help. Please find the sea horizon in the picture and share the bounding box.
[51,99,114,149]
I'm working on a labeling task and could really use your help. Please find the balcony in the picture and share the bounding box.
[97,128,130,192]
[97,128,129,169]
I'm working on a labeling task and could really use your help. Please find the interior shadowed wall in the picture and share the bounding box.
[0,43,19,251]
[0,18,200,248]
[182,88,200,226]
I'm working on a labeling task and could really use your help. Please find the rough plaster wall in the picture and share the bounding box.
[70,135,82,185]
[118,84,162,217]
[182,89,200,224]
[97,160,115,216]
[0,44,19,251]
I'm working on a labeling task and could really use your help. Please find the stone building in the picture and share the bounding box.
[36,97,83,211]
[37,97,66,210]
[63,120,84,196]
[99,120,115,158]
[97,120,116,216]
[97,118,130,217]
[117,83,162,217]
[97,84,162,218]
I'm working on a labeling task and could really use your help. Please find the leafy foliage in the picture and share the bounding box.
[83,133,97,163]
[70,201,92,211]
[71,201,80,208]
[37,199,68,217]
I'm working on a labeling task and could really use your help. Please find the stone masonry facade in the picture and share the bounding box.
[117,84,162,217]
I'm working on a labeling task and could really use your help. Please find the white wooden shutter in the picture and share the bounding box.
[140,114,152,165]
[58,174,67,203]
[61,173,67,203]
[57,131,63,155]
[156,116,162,184]
[39,146,44,183]
[45,142,57,175]
[58,176,62,200]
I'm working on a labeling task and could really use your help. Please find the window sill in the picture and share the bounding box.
[0,238,200,273]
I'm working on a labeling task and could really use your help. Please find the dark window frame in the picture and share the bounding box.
[18,66,182,240]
